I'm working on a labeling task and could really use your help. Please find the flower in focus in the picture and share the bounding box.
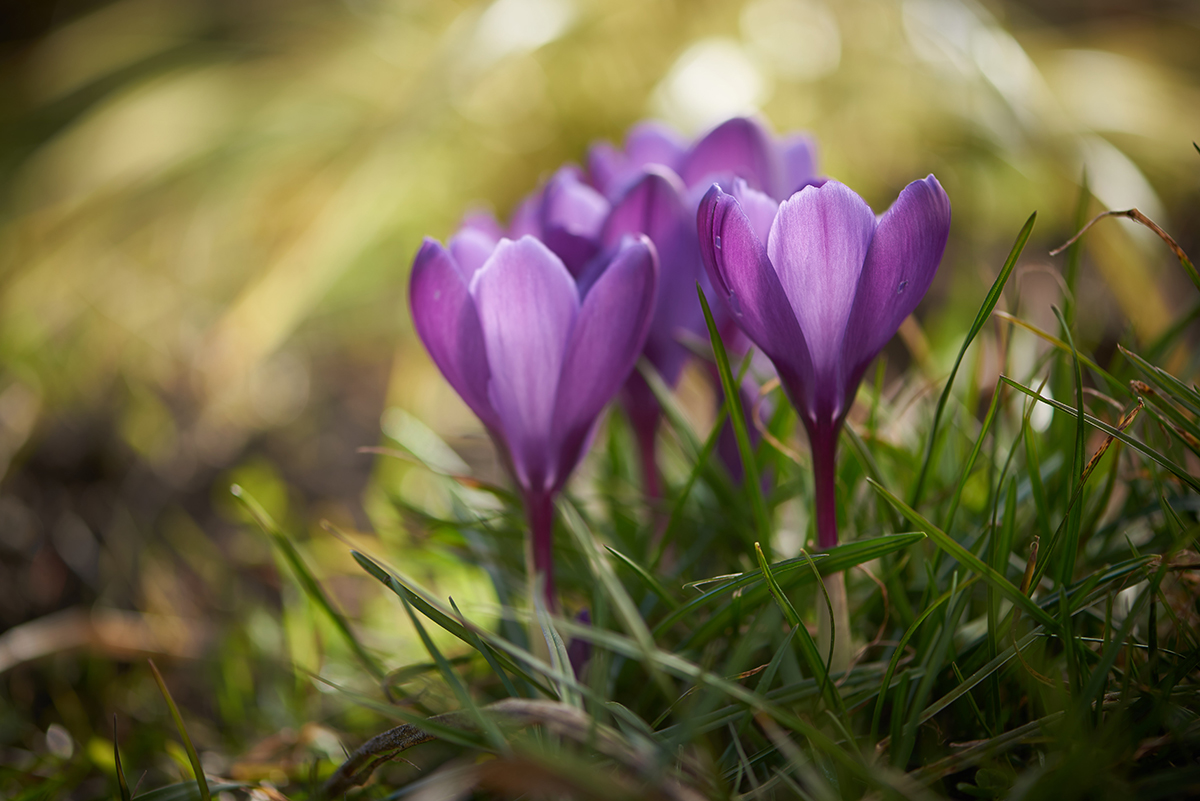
[698,175,951,549]
[410,233,658,605]
[698,174,949,670]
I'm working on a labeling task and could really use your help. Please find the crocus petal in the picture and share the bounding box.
[680,117,782,197]
[409,238,497,430]
[551,236,658,490]
[602,166,689,248]
[730,179,779,244]
[779,133,818,196]
[604,168,698,386]
[509,193,542,239]
[588,122,687,200]
[541,168,610,275]
[461,209,505,240]
[842,175,951,388]
[624,121,686,171]
[471,237,580,490]
[587,141,625,199]
[766,181,876,416]
[697,184,813,396]
[448,226,499,279]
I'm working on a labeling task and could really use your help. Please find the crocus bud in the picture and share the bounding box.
[699,175,951,549]
[410,233,658,605]
[699,174,950,672]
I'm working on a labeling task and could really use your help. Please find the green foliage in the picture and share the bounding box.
[99,205,1189,800]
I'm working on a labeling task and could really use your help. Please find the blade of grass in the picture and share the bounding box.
[309,670,489,749]
[988,477,1018,729]
[755,543,845,717]
[549,618,879,791]
[896,575,972,768]
[113,716,131,801]
[1122,344,1200,418]
[1022,412,1054,545]
[231,485,384,680]
[908,712,1066,784]
[870,578,974,742]
[558,499,674,701]
[397,592,508,752]
[605,544,679,611]
[448,598,520,700]
[1054,306,1087,586]
[659,534,923,645]
[842,423,901,533]
[351,549,554,696]
[755,625,799,695]
[698,284,772,559]
[911,211,1036,507]
[941,378,1003,536]
[636,358,703,460]
[1132,386,1200,459]
[991,311,1122,393]
[533,592,579,709]
[920,631,1039,724]
[1001,377,1200,493]
[868,479,1059,630]
[1080,567,1160,717]
[650,402,729,572]
[1050,208,1200,294]
[148,659,210,801]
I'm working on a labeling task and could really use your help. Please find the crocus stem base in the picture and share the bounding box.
[810,421,841,551]
[525,490,557,613]
[817,570,851,676]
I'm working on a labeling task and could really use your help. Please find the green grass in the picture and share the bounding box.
[6,209,1200,800]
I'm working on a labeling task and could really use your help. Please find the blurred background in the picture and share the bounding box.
[1,0,1198,792]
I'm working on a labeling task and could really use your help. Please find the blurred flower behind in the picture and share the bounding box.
[0,0,1198,642]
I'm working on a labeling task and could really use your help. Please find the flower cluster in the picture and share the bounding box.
[409,115,950,615]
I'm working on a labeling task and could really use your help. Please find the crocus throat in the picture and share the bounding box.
[810,420,841,550]
[526,489,557,610]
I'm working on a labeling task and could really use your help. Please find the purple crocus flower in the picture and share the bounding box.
[698,176,951,550]
[590,117,819,498]
[410,233,658,607]
[698,175,950,668]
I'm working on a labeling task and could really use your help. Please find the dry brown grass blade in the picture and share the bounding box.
[0,608,207,674]
[1050,208,1200,293]
[323,698,702,799]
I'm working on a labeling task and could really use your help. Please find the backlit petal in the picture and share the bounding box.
[409,238,497,430]
[552,236,658,490]
[766,181,875,415]
[730,179,779,244]
[603,167,698,385]
[540,167,609,275]
[697,184,813,396]
[470,237,579,490]
[624,121,686,171]
[843,175,950,387]
[681,117,782,197]
[448,226,499,280]
[779,133,818,197]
